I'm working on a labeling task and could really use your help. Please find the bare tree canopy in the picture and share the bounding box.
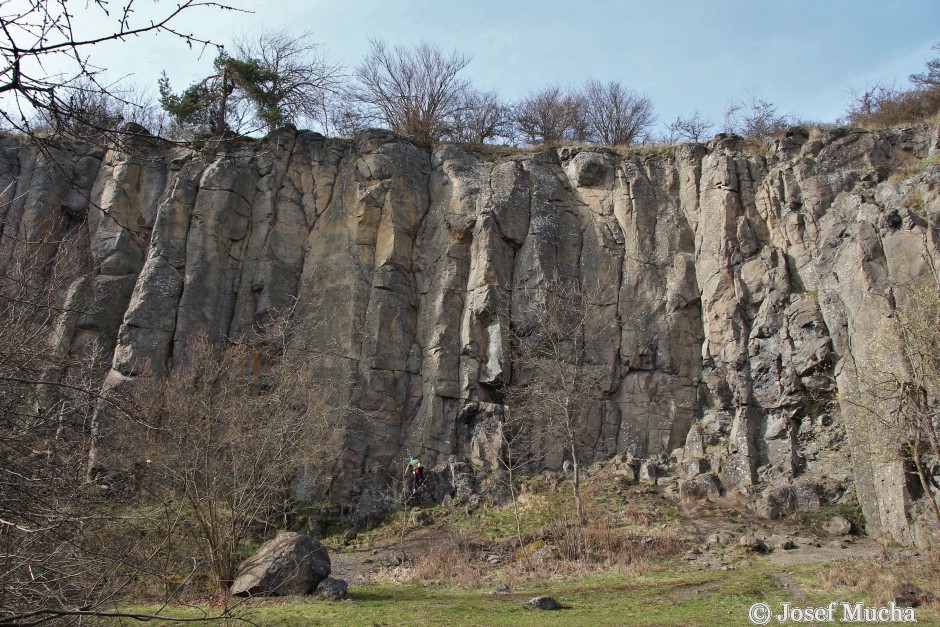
[583,79,655,146]
[513,85,587,146]
[723,88,792,141]
[1,0,238,140]
[664,110,713,143]
[910,43,940,88]
[445,89,513,144]
[229,29,345,132]
[349,39,472,146]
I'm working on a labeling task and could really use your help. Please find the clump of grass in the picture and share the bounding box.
[439,141,532,162]
[806,549,940,613]
[614,142,676,159]
[404,531,491,587]
[889,153,940,183]
[904,193,926,211]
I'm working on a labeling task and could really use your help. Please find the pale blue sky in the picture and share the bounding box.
[48,0,940,133]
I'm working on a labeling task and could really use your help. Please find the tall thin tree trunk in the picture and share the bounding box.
[912,431,940,525]
[216,66,228,135]
[571,443,583,522]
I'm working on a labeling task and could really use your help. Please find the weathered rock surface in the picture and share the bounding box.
[231,531,331,596]
[4,122,940,547]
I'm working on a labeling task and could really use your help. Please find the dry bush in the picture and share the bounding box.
[814,550,940,611]
[406,532,490,587]
[663,110,713,143]
[845,84,940,129]
[723,89,792,140]
[544,518,686,567]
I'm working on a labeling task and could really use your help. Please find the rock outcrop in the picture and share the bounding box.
[2,122,939,547]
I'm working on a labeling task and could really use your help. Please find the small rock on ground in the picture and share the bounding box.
[525,596,561,610]
[894,583,935,608]
[739,535,768,553]
[825,515,852,536]
[316,577,348,601]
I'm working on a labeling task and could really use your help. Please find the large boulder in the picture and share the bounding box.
[231,531,331,597]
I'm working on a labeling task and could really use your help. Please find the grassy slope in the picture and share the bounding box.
[114,473,940,626]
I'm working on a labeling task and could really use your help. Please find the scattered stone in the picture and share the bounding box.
[343,530,358,544]
[679,473,721,502]
[893,583,935,608]
[779,538,797,550]
[492,583,510,594]
[411,510,433,526]
[639,461,659,485]
[706,532,733,546]
[739,535,768,553]
[231,532,331,597]
[792,481,821,511]
[825,539,847,550]
[316,577,348,601]
[825,515,852,536]
[759,485,796,520]
[525,596,561,611]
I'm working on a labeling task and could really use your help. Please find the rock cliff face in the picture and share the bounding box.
[2,123,939,546]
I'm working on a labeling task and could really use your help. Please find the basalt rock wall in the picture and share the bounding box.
[2,122,939,546]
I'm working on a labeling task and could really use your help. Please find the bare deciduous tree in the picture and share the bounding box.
[1,0,238,143]
[910,43,940,88]
[507,276,617,522]
[445,89,513,144]
[229,29,345,133]
[583,79,655,147]
[664,110,713,143]
[349,39,472,146]
[29,78,167,141]
[723,88,791,140]
[855,274,940,526]
[512,85,587,146]
[0,207,230,623]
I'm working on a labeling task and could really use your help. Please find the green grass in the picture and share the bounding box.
[112,556,940,626]
[113,560,796,626]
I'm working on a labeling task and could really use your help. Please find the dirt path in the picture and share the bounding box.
[330,524,452,585]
